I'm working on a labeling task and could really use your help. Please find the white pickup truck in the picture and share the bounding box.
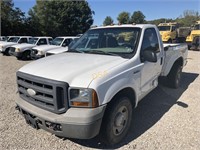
[31,36,78,59]
[15,24,187,145]
[0,36,32,55]
[45,38,79,57]
[10,37,52,60]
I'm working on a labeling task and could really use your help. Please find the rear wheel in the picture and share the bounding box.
[100,96,133,145]
[167,63,182,88]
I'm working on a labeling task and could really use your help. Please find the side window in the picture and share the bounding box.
[38,38,47,45]
[62,39,72,47]
[141,28,160,53]
[172,26,176,32]
[18,38,28,43]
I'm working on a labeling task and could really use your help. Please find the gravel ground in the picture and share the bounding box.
[0,51,200,150]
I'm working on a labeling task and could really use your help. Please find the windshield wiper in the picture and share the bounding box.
[68,49,84,53]
[84,50,120,57]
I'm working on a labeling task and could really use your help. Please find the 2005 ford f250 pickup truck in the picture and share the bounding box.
[15,24,187,145]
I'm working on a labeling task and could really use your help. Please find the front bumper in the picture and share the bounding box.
[31,54,44,59]
[9,51,23,58]
[16,98,106,139]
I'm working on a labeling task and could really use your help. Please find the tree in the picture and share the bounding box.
[103,16,114,25]
[117,12,130,24]
[130,11,146,24]
[148,18,174,26]
[1,0,27,35]
[29,0,94,37]
[1,0,14,35]
[176,10,200,27]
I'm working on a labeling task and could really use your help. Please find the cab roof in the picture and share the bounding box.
[92,24,156,29]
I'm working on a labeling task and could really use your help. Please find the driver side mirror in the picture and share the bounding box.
[143,50,157,63]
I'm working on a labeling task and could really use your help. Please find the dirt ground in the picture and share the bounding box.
[0,51,200,149]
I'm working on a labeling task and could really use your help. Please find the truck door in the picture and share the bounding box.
[140,28,163,97]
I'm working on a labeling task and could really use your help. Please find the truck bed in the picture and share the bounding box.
[161,43,188,76]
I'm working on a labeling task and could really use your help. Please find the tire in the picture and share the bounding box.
[100,96,133,145]
[22,51,31,60]
[4,48,11,56]
[167,63,182,89]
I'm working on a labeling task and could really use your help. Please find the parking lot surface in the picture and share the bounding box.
[0,51,200,149]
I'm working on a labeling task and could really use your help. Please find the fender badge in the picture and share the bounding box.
[27,88,36,96]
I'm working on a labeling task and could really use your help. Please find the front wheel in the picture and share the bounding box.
[22,51,31,60]
[167,63,182,88]
[100,96,133,145]
[4,48,11,56]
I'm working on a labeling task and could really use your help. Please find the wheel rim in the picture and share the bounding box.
[113,105,128,136]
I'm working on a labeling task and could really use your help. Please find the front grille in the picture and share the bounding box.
[17,72,68,114]
[9,47,16,53]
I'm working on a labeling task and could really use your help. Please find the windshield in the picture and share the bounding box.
[70,27,141,58]
[158,26,171,31]
[194,24,200,30]
[7,37,20,42]
[51,38,64,46]
[28,38,38,44]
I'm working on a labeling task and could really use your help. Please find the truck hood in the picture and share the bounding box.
[19,53,128,87]
[47,47,68,54]
[0,42,17,47]
[14,43,35,49]
[33,45,60,52]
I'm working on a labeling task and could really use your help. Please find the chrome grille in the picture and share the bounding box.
[17,72,68,114]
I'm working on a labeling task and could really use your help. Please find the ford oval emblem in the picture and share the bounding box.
[27,88,36,96]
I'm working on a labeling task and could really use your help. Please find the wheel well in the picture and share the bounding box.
[174,57,184,67]
[109,87,136,108]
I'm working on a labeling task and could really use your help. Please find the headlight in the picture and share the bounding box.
[0,45,3,49]
[15,48,21,52]
[37,51,44,55]
[69,88,99,108]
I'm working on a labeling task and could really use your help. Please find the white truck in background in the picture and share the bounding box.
[9,37,52,60]
[45,37,79,57]
[15,24,187,145]
[31,36,78,59]
[0,36,32,55]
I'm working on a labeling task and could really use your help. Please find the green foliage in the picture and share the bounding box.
[103,16,114,25]
[175,10,200,27]
[29,0,94,37]
[130,11,146,24]
[117,12,130,24]
[147,18,174,26]
[148,10,200,27]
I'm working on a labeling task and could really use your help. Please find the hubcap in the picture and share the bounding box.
[113,106,128,135]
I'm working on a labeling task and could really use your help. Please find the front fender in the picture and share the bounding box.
[90,64,142,107]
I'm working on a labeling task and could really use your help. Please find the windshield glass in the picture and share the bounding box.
[7,37,20,42]
[158,26,171,31]
[28,38,38,44]
[70,27,141,57]
[194,24,200,30]
[51,38,64,46]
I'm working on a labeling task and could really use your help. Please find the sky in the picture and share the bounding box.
[13,0,200,25]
